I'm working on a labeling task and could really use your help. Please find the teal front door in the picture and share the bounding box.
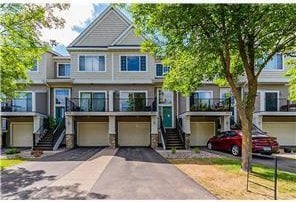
[162,106,172,128]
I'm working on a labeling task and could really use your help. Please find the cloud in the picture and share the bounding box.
[40,3,108,55]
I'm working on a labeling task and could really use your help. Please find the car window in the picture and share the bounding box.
[217,132,226,138]
[227,131,237,137]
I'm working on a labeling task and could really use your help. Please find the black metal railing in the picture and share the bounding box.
[33,118,49,147]
[190,98,231,112]
[66,97,108,112]
[176,117,185,144]
[159,115,167,149]
[52,117,65,147]
[264,98,296,112]
[1,98,33,112]
[113,98,157,112]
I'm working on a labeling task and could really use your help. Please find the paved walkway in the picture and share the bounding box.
[1,147,216,200]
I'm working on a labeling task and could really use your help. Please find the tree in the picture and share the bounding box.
[129,4,296,171]
[0,3,69,99]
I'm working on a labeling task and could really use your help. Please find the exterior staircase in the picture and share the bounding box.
[166,128,185,150]
[34,129,53,150]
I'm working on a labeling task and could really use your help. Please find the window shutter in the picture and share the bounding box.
[121,56,127,71]
[140,56,146,71]
[79,56,85,71]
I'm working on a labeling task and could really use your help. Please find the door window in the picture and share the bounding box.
[80,92,106,111]
[55,89,70,120]
[120,92,146,111]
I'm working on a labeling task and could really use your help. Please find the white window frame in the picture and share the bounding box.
[29,60,39,72]
[77,54,107,72]
[263,53,284,72]
[54,88,71,119]
[155,63,169,78]
[78,90,108,111]
[119,90,148,111]
[194,90,214,99]
[57,63,71,78]
[262,91,280,111]
[119,54,148,72]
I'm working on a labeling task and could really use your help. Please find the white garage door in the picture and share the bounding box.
[118,122,150,146]
[262,122,296,146]
[190,122,215,146]
[11,122,33,147]
[77,122,108,146]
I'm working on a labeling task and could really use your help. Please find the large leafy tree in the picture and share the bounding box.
[0,3,69,99]
[285,56,296,101]
[130,4,296,171]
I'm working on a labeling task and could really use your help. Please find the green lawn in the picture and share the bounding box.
[0,159,25,171]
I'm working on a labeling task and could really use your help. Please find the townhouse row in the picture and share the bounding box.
[1,5,295,150]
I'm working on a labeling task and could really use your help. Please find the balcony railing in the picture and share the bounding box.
[190,98,231,112]
[66,97,157,112]
[66,98,109,112]
[113,98,157,112]
[265,98,296,112]
[1,98,33,112]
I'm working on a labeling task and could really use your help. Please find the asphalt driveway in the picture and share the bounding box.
[1,147,216,200]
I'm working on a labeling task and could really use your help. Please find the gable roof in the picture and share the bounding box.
[68,5,131,48]
[110,25,145,46]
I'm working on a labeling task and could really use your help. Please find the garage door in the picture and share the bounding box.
[77,122,108,146]
[118,122,150,146]
[262,122,296,146]
[11,122,33,147]
[190,122,215,146]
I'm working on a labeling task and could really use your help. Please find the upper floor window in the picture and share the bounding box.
[57,63,71,77]
[79,55,105,72]
[120,55,147,72]
[30,60,38,72]
[263,53,283,71]
[156,64,170,77]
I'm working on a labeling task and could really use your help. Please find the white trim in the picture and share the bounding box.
[194,90,214,98]
[10,122,33,147]
[54,88,71,119]
[69,5,131,47]
[29,60,40,72]
[78,90,108,112]
[14,91,34,112]
[155,63,169,78]
[57,63,71,78]
[119,90,148,112]
[111,53,114,81]
[77,54,107,72]
[262,91,280,111]
[111,25,145,46]
[119,54,148,72]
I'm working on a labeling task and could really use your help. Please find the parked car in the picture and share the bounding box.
[207,130,279,156]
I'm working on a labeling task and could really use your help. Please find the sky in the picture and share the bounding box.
[40,3,111,56]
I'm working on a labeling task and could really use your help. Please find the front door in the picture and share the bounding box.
[162,106,172,128]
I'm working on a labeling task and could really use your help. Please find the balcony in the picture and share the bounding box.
[66,97,157,113]
[190,98,231,112]
[1,98,32,112]
[265,98,296,112]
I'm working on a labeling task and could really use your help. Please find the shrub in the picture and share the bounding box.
[48,117,56,130]
[194,147,200,153]
[171,147,176,154]
[5,148,20,155]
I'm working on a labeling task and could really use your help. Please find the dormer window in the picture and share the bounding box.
[30,60,38,72]
[156,64,170,77]
[263,53,283,71]
[120,55,147,72]
[57,63,71,77]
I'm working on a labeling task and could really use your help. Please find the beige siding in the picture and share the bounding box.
[75,10,129,47]
[28,53,50,83]
[117,28,144,46]
[36,92,48,114]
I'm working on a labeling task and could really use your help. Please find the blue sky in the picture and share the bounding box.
[41,3,131,56]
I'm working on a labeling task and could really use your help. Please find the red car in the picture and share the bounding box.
[207,130,279,156]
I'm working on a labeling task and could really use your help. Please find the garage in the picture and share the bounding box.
[262,122,296,146]
[11,122,33,147]
[77,122,109,146]
[118,122,150,146]
[190,122,215,146]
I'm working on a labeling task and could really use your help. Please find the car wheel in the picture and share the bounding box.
[207,142,212,150]
[231,145,240,156]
